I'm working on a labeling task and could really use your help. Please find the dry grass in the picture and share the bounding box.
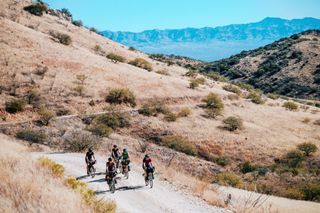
[0,134,90,213]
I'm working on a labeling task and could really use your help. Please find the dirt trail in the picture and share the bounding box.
[32,152,229,213]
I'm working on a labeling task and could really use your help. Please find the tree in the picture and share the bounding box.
[297,142,318,156]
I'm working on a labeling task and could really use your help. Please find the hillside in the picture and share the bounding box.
[199,30,320,99]
[102,17,320,61]
[1,0,320,212]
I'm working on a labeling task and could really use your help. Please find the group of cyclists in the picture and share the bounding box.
[85,144,155,190]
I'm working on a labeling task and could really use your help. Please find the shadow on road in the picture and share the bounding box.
[95,185,145,195]
[88,178,106,183]
[76,172,105,180]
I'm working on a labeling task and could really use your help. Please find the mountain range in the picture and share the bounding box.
[102,17,320,61]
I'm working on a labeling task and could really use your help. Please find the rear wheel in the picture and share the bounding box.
[149,173,153,188]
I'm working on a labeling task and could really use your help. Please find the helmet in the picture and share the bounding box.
[145,154,149,158]
[88,147,92,152]
[108,157,112,161]
[113,144,117,148]
[123,148,127,152]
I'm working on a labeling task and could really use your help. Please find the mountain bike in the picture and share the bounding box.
[145,166,154,188]
[121,162,129,179]
[106,172,116,193]
[87,160,96,178]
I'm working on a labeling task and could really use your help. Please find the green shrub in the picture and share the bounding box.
[240,161,257,173]
[24,3,47,16]
[89,27,99,33]
[106,88,136,107]
[161,136,197,156]
[223,85,241,95]
[215,155,231,166]
[202,93,224,118]
[247,92,264,104]
[129,58,152,71]
[177,107,191,117]
[156,69,169,76]
[5,99,26,114]
[87,124,112,137]
[297,142,318,156]
[26,89,41,107]
[223,116,243,131]
[34,66,48,76]
[38,107,54,125]
[72,20,83,27]
[93,108,130,129]
[49,31,72,45]
[163,112,177,122]
[283,101,298,111]
[129,46,136,51]
[16,129,46,144]
[285,150,304,168]
[138,99,168,116]
[184,70,197,78]
[106,53,125,63]
[303,184,320,202]
[213,172,242,187]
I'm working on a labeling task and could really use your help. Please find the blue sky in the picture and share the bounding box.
[44,0,320,32]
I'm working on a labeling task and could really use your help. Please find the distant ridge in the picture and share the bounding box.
[102,17,320,61]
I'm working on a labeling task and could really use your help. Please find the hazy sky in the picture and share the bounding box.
[44,0,320,32]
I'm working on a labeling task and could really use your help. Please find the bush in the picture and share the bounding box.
[72,20,83,27]
[236,82,254,91]
[37,157,64,176]
[129,46,136,51]
[202,93,224,118]
[189,77,206,89]
[156,69,169,76]
[38,107,54,125]
[106,53,125,63]
[161,136,198,156]
[284,188,305,200]
[213,172,242,187]
[207,72,227,82]
[34,66,48,76]
[240,161,257,173]
[314,119,320,126]
[223,85,241,95]
[285,150,304,168]
[89,27,98,33]
[283,101,298,111]
[24,3,47,16]
[223,116,243,131]
[189,79,199,89]
[138,99,168,116]
[16,129,46,144]
[93,108,130,129]
[267,93,279,100]
[177,108,191,117]
[5,99,26,114]
[129,58,152,71]
[302,184,320,202]
[63,130,101,152]
[163,112,177,122]
[26,90,41,107]
[49,31,72,45]
[215,155,231,166]
[87,124,112,137]
[106,88,136,107]
[247,92,264,104]
[297,142,318,156]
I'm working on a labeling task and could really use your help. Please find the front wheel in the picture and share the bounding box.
[109,179,116,193]
[148,173,153,188]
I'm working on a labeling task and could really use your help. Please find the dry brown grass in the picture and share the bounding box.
[0,134,91,213]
